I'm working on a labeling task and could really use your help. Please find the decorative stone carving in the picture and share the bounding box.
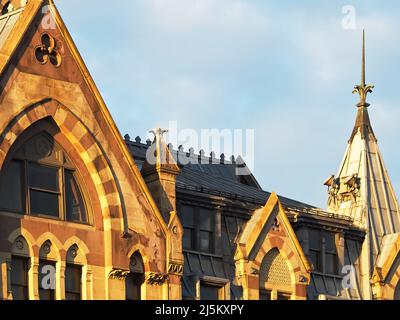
[147,273,168,285]
[15,239,24,251]
[68,245,78,259]
[324,174,361,210]
[271,218,281,232]
[108,268,130,281]
[42,241,51,255]
[168,262,184,275]
[35,33,62,67]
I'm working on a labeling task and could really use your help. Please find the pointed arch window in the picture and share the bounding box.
[10,237,31,300]
[125,252,145,300]
[38,241,57,301]
[65,245,83,300]
[0,131,88,224]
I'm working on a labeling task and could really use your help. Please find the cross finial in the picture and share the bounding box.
[353,29,374,108]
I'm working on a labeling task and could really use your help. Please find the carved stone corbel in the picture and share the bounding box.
[146,273,169,285]
[108,268,130,281]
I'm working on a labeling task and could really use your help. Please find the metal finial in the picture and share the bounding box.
[362,29,365,87]
[353,30,374,107]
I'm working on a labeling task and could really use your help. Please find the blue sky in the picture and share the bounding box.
[56,0,400,209]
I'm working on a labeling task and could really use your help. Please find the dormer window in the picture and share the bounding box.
[180,205,215,254]
[0,131,88,224]
[308,229,338,275]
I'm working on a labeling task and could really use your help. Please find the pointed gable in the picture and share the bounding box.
[0,0,171,277]
[236,192,310,272]
[234,193,311,300]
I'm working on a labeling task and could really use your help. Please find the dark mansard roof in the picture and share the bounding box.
[125,135,362,300]
[125,135,319,212]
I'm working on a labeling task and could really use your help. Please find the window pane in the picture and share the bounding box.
[126,273,144,300]
[65,265,81,300]
[309,250,321,272]
[30,190,59,217]
[324,233,336,253]
[325,254,337,275]
[199,231,213,253]
[11,257,29,300]
[183,228,194,250]
[309,229,321,250]
[200,284,220,300]
[199,209,213,231]
[0,161,24,213]
[181,206,194,228]
[28,163,59,192]
[38,261,56,300]
[65,171,87,223]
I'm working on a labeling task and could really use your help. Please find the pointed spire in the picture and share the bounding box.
[350,30,376,142]
[353,29,374,108]
[361,29,366,87]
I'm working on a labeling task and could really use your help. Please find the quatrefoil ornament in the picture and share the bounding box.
[35,33,62,67]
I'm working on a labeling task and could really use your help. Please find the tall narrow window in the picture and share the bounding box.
[199,209,214,253]
[0,160,24,213]
[29,163,60,218]
[308,229,322,272]
[125,273,144,300]
[65,170,87,223]
[0,131,89,224]
[324,232,338,275]
[10,256,29,300]
[38,261,56,300]
[180,205,215,254]
[126,252,145,301]
[181,206,195,250]
[65,264,82,300]
[308,229,338,274]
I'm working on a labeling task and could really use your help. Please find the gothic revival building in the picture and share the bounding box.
[0,0,399,300]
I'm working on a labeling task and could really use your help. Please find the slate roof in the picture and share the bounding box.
[126,137,321,212]
[126,136,362,300]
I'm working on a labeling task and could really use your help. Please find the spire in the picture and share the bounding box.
[353,30,374,108]
[326,30,400,298]
[361,29,365,86]
[350,30,376,142]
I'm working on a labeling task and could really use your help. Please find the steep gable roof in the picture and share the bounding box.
[0,0,169,237]
[235,192,311,272]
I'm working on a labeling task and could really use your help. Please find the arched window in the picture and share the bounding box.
[10,236,30,300]
[125,252,145,300]
[0,131,88,224]
[259,248,293,300]
[65,245,82,300]
[38,241,57,300]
